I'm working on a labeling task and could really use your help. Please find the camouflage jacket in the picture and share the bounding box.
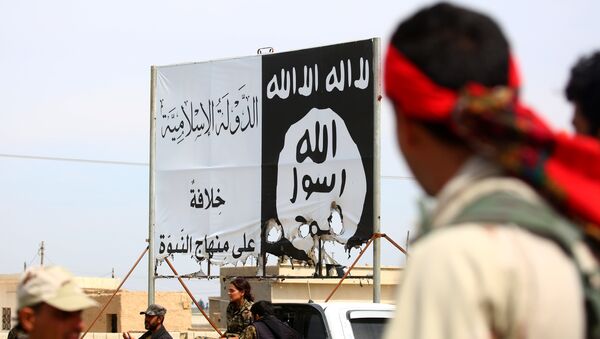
[239,324,257,339]
[224,299,253,337]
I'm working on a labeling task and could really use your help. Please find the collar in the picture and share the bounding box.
[417,156,501,235]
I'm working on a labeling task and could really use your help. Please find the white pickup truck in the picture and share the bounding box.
[273,302,395,339]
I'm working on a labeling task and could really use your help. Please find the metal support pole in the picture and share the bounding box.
[316,237,323,277]
[260,222,267,278]
[372,37,382,303]
[324,233,408,303]
[40,241,45,266]
[325,235,376,303]
[382,234,408,255]
[148,66,157,305]
[164,257,223,337]
[82,247,148,339]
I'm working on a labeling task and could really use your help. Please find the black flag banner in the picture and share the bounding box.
[261,40,375,262]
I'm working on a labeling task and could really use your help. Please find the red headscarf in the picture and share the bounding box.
[385,45,600,241]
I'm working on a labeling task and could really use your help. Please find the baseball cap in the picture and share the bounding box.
[17,266,98,312]
[140,304,167,316]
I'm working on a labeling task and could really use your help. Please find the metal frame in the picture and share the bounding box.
[147,37,383,303]
[148,66,157,305]
[372,37,382,303]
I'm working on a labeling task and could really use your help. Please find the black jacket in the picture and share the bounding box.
[254,315,301,339]
[139,325,173,339]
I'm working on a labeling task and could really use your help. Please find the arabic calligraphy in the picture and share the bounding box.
[231,233,256,259]
[275,107,368,256]
[290,119,347,203]
[325,58,370,92]
[159,84,259,144]
[266,57,370,100]
[190,185,226,211]
[158,229,257,260]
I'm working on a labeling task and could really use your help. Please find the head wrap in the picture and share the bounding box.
[385,45,600,241]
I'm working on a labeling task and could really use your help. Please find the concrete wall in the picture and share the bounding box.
[0,274,22,331]
[82,289,123,333]
[62,290,193,333]
[100,291,191,333]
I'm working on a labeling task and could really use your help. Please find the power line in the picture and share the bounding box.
[0,153,148,167]
[0,153,415,179]
[381,175,415,180]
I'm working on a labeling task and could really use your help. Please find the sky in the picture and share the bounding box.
[1,0,598,300]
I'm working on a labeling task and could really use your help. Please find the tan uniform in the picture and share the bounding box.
[384,157,588,339]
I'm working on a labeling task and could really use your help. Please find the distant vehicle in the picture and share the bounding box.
[273,302,394,339]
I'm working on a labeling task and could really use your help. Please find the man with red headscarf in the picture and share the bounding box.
[383,3,600,339]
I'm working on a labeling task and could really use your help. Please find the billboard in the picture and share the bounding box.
[152,39,378,268]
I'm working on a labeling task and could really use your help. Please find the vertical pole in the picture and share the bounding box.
[40,241,45,267]
[406,231,410,257]
[148,66,157,305]
[260,223,267,278]
[372,37,382,303]
[317,238,323,277]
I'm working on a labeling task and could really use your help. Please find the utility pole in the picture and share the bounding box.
[40,241,45,266]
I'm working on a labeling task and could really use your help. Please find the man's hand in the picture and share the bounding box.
[122,331,134,339]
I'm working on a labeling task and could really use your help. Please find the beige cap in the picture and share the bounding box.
[17,266,98,312]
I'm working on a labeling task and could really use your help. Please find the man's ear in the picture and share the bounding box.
[18,307,36,333]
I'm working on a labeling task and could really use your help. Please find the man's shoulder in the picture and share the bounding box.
[142,326,172,339]
[156,326,173,339]
[413,225,498,255]
[410,222,580,292]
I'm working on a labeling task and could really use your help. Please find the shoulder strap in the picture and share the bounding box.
[451,190,580,251]
[451,190,600,339]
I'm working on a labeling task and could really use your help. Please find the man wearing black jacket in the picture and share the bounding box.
[240,301,301,339]
[123,304,172,339]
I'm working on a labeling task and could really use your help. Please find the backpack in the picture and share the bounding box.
[449,190,600,339]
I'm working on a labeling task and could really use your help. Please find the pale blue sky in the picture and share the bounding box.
[1,0,598,298]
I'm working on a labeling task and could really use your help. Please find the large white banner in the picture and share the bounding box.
[152,39,377,268]
[155,57,262,265]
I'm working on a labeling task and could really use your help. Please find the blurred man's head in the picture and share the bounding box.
[16,266,98,339]
[385,2,512,195]
[565,51,600,138]
[140,304,167,332]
